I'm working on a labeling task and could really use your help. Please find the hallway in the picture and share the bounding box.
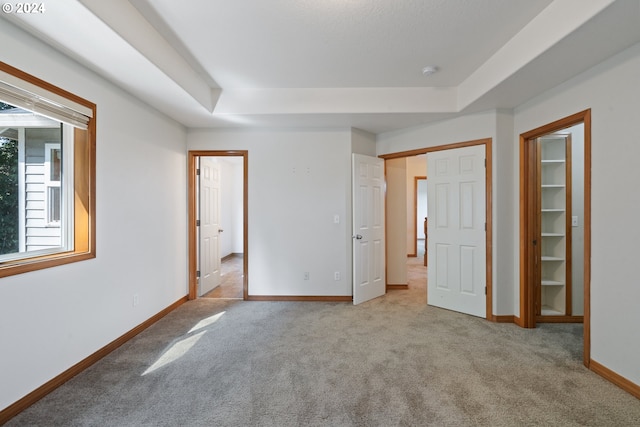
[201,254,243,299]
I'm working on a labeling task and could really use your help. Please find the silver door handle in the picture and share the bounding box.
[353,234,363,240]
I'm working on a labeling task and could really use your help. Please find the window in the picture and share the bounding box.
[44,142,62,225]
[0,62,95,277]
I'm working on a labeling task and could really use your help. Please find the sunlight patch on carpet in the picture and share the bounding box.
[142,330,206,376]
[189,311,225,333]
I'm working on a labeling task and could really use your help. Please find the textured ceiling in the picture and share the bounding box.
[3,0,640,134]
[142,0,552,88]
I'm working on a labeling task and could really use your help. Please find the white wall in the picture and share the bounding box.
[230,158,244,254]
[188,128,352,296]
[0,21,188,410]
[351,128,377,157]
[405,155,427,255]
[494,110,516,316]
[417,179,428,240]
[514,42,640,385]
[569,124,585,316]
[218,157,244,257]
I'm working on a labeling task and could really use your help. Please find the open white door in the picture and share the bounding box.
[352,154,385,305]
[427,145,486,317]
[199,157,221,296]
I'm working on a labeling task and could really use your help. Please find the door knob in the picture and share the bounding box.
[353,234,363,240]
[218,229,224,233]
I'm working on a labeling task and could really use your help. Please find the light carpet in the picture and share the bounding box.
[6,259,640,426]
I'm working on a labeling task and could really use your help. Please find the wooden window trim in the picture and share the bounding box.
[0,62,96,278]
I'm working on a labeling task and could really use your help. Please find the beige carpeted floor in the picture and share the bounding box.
[6,251,640,426]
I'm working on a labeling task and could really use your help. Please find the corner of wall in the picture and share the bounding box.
[494,110,517,316]
[350,128,376,156]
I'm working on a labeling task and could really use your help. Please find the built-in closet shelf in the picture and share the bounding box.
[541,306,563,316]
[541,256,564,262]
[542,280,565,286]
[537,132,571,318]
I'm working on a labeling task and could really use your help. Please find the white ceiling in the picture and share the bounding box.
[3,0,640,134]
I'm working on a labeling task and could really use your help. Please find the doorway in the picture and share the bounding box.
[519,110,591,366]
[381,138,493,320]
[188,150,248,300]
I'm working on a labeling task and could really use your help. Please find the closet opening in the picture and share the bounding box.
[519,110,591,366]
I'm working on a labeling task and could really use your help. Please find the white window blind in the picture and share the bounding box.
[0,70,92,129]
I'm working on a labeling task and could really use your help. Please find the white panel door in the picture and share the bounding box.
[352,154,385,305]
[199,157,221,296]
[427,145,486,317]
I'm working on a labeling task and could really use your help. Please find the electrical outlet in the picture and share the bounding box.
[133,293,139,307]
[334,271,340,281]
[304,272,310,280]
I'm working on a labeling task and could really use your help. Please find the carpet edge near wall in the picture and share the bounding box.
[0,296,188,425]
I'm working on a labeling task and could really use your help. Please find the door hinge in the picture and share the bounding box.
[196,220,200,226]
[484,158,487,167]
[485,286,487,295]
[484,222,487,231]
[196,168,200,176]
[196,270,201,278]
